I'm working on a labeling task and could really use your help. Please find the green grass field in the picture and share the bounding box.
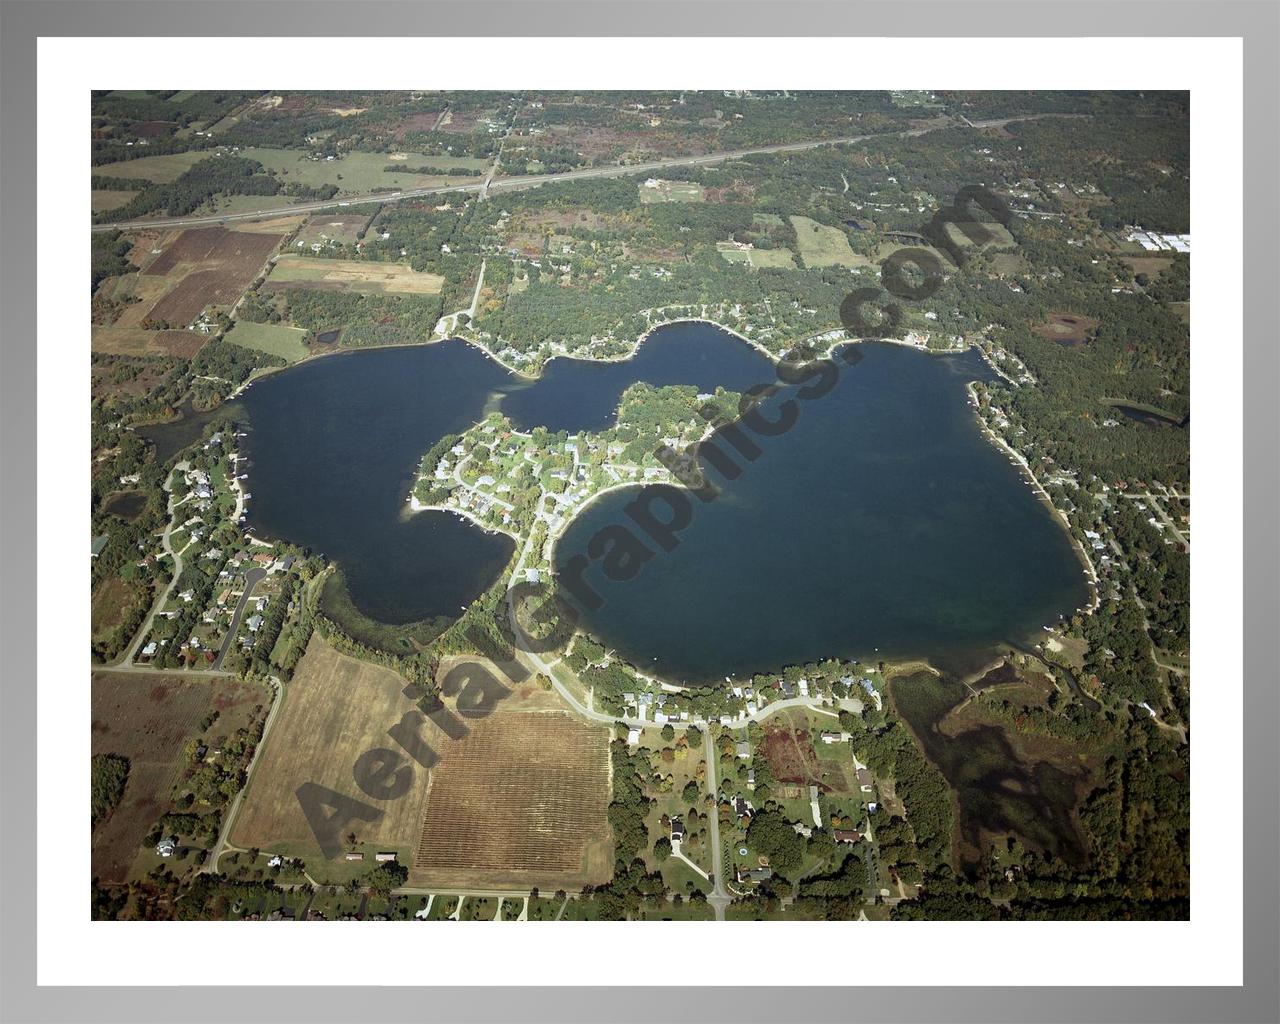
[790,215,858,268]
[92,189,140,214]
[241,147,487,195]
[193,193,305,217]
[225,320,310,362]
[93,149,212,184]
[943,219,1016,250]
[639,180,705,204]
[717,243,798,270]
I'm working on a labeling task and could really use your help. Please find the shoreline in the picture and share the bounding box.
[201,316,1098,696]
[966,381,1101,614]
[403,494,522,544]
[224,309,962,397]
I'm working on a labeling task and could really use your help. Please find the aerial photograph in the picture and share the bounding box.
[88,89,1190,923]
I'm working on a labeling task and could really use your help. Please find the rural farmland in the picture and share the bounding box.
[137,226,286,327]
[91,671,270,884]
[412,664,613,891]
[264,255,444,296]
[229,635,433,873]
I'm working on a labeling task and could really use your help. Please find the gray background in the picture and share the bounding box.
[1,2,1275,1022]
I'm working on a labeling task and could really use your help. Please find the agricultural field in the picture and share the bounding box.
[789,215,858,268]
[137,226,286,327]
[239,147,487,194]
[295,212,372,248]
[93,149,212,184]
[90,325,208,358]
[224,320,310,363]
[412,659,613,891]
[229,635,430,878]
[90,671,270,884]
[265,255,444,296]
[93,270,171,328]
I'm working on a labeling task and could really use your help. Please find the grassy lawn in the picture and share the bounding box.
[638,898,715,920]
[526,896,565,921]
[659,854,710,898]
[225,320,311,362]
[308,887,364,920]
[428,895,460,920]
[717,246,750,265]
[559,897,603,921]
[459,896,499,921]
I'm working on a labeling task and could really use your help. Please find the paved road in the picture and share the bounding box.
[205,675,283,874]
[114,462,187,667]
[211,566,267,670]
[91,113,1078,234]
[702,729,731,921]
[1120,491,1191,548]
[517,626,864,732]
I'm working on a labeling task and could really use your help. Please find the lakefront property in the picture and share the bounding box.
[91,89,1189,923]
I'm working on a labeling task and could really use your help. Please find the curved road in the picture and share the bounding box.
[205,675,284,874]
[211,566,267,671]
[114,462,187,667]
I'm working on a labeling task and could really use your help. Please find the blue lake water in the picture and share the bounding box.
[144,323,1088,674]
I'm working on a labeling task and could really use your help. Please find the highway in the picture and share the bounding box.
[90,113,1076,235]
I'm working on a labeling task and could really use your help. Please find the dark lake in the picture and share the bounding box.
[233,343,517,625]
[552,333,1090,681]
[141,323,1088,666]
[1110,402,1188,429]
[140,396,234,465]
[103,489,147,521]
